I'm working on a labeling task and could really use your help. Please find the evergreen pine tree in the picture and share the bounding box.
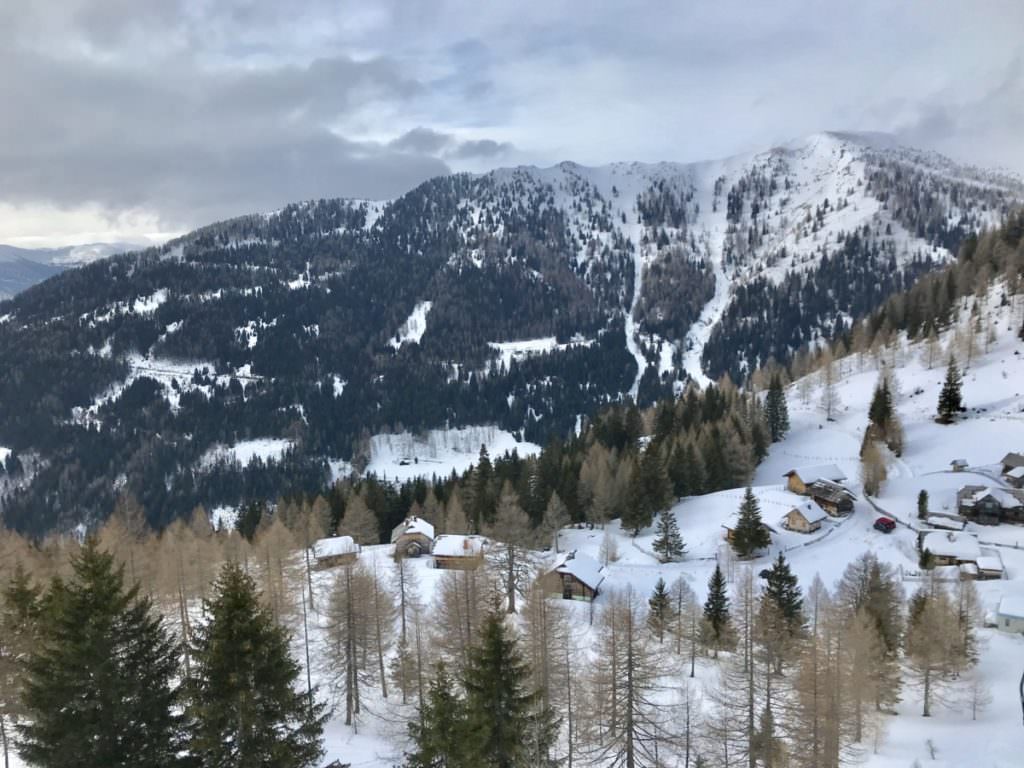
[185,562,326,768]
[651,509,686,563]
[1,563,41,768]
[731,487,771,558]
[937,356,963,424]
[461,612,559,768]
[761,553,803,634]
[917,490,929,521]
[405,662,468,768]
[17,540,184,768]
[624,446,672,535]
[703,564,731,654]
[765,373,790,442]
[647,577,676,643]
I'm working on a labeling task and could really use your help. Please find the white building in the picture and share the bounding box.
[995,595,1024,634]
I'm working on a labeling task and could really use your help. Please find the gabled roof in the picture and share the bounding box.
[950,459,968,467]
[432,534,487,558]
[390,516,435,543]
[998,594,1024,619]
[784,464,847,483]
[921,531,981,561]
[549,550,606,592]
[959,486,1024,510]
[807,479,857,503]
[1006,466,1024,480]
[787,500,828,525]
[1000,452,1024,468]
[313,536,357,559]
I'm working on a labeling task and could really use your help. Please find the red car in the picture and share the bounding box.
[873,517,896,533]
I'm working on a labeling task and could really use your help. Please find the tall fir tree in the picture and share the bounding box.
[185,562,326,768]
[623,446,672,535]
[1,563,41,768]
[405,662,468,768]
[731,487,771,558]
[647,577,676,644]
[17,540,184,768]
[765,373,790,442]
[936,356,963,424]
[703,564,731,655]
[651,509,686,563]
[461,612,560,768]
[761,553,804,635]
[917,490,929,520]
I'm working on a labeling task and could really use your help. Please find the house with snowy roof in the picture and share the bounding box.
[919,531,981,567]
[956,485,1024,525]
[782,500,828,534]
[996,595,1024,633]
[783,464,847,496]
[1000,452,1024,475]
[722,511,777,544]
[536,550,606,602]
[390,516,435,557]
[312,535,359,569]
[1005,466,1024,489]
[432,534,487,570]
[806,479,856,517]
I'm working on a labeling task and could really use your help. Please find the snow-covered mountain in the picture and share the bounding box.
[0,242,144,298]
[0,131,1021,532]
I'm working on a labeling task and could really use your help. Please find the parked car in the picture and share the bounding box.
[873,517,896,533]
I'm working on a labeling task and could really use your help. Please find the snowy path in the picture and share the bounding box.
[623,240,648,399]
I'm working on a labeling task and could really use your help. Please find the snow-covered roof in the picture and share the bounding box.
[432,534,487,558]
[950,459,968,467]
[1000,452,1024,468]
[787,500,828,524]
[926,515,965,531]
[390,516,435,542]
[313,536,357,559]
[997,595,1024,619]
[784,464,847,483]
[960,487,1024,509]
[549,550,606,592]
[976,555,1004,573]
[921,531,981,561]
[1006,466,1024,480]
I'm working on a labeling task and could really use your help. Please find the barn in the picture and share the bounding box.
[432,534,487,570]
[536,550,606,602]
[390,516,435,557]
[783,464,847,496]
[312,536,359,569]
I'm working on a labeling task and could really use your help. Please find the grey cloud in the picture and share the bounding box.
[390,128,454,154]
[447,139,514,160]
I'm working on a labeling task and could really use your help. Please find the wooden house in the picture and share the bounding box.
[956,485,1024,525]
[1000,452,1024,475]
[806,479,856,517]
[950,459,969,473]
[390,516,435,557]
[432,534,487,570]
[312,536,358,569]
[536,550,606,602]
[722,513,777,544]
[783,464,847,496]
[996,595,1024,633]
[919,531,981,567]
[1005,466,1024,489]
[782,500,828,534]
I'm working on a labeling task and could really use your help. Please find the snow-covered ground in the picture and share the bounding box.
[487,335,593,371]
[363,425,541,483]
[200,438,294,468]
[389,300,433,350]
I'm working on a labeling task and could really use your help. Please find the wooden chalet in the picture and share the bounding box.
[783,464,847,496]
[432,534,487,570]
[390,516,435,557]
[1005,466,1024,489]
[782,500,828,534]
[806,479,856,517]
[312,536,359,569]
[956,485,1024,525]
[950,458,969,473]
[919,531,981,567]
[1000,452,1024,475]
[722,513,777,544]
[536,550,606,602]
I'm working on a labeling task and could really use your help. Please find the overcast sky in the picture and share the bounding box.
[2,0,1022,247]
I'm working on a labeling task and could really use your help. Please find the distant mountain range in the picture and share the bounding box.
[0,131,1021,533]
[0,242,144,298]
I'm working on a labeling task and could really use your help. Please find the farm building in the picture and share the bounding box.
[312,536,358,569]
[432,534,487,570]
[925,515,967,532]
[956,485,1024,525]
[806,479,856,517]
[390,516,435,557]
[783,464,847,495]
[976,555,1005,580]
[782,500,828,534]
[995,595,1024,633]
[950,458,969,472]
[536,550,606,602]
